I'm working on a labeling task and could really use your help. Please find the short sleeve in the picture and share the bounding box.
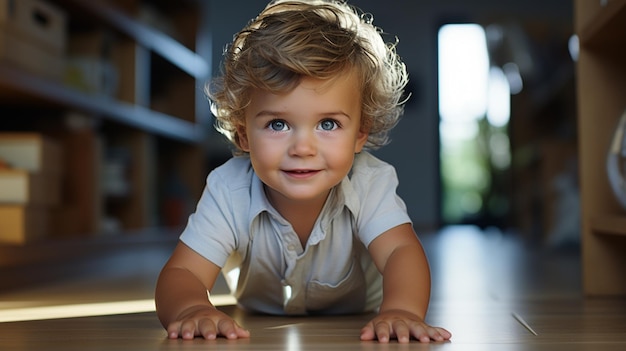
[179,159,251,268]
[350,153,412,247]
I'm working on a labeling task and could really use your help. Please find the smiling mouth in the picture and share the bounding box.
[283,169,320,177]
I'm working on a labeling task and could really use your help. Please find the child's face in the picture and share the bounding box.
[239,70,368,206]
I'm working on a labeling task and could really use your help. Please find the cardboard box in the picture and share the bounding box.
[0,29,64,80]
[0,0,66,54]
[0,205,47,245]
[0,133,63,175]
[0,169,61,205]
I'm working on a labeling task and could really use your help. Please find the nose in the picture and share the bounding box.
[289,130,317,157]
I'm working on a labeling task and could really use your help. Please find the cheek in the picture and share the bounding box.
[248,135,277,154]
[248,138,283,165]
[338,134,365,153]
[324,142,358,166]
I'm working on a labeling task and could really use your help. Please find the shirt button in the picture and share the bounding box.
[288,244,296,251]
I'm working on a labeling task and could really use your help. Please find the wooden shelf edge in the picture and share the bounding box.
[0,227,180,292]
[0,65,205,143]
[56,0,209,79]
[0,227,180,268]
[590,214,626,236]
[578,0,626,47]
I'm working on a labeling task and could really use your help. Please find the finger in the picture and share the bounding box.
[407,323,431,343]
[374,322,391,343]
[425,327,446,342]
[217,318,243,340]
[180,319,198,340]
[198,318,217,340]
[429,326,452,341]
[391,320,411,344]
[229,320,251,339]
[437,327,453,340]
[235,324,251,338]
[166,322,182,339]
[360,323,376,341]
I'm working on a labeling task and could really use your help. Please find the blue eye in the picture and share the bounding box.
[320,119,338,131]
[269,120,288,131]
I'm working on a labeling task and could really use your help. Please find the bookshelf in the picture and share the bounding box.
[0,0,211,249]
[575,0,626,296]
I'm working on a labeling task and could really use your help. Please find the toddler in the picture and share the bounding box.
[155,0,451,343]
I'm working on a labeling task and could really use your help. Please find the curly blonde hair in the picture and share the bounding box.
[207,0,408,152]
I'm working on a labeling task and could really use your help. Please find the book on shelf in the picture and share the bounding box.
[0,205,47,245]
[0,132,63,175]
[0,169,61,205]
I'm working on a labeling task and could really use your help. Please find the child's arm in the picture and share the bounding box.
[155,242,250,340]
[360,223,452,343]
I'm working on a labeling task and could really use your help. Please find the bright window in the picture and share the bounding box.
[438,23,511,225]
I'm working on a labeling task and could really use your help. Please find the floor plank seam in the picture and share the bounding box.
[512,312,538,336]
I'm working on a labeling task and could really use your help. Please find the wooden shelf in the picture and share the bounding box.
[0,65,204,143]
[51,0,209,79]
[591,214,626,236]
[0,227,179,291]
[0,227,179,267]
[576,0,626,296]
[0,0,209,256]
[578,0,626,48]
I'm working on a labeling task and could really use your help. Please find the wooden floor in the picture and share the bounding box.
[1,226,625,350]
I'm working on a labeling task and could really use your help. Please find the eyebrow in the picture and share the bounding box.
[254,110,352,119]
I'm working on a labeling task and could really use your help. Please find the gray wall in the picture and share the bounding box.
[207,0,573,230]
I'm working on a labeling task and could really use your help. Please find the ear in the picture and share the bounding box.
[236,124,251,152]
[354,129,369,153]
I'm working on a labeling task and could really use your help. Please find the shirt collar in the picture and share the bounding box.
[337,175,361,219]
[248,171,283,224]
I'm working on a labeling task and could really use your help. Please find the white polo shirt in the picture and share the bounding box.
[180,151,412,315]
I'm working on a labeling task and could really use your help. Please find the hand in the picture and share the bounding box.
[166,305,250,340]
[360,309,451,343]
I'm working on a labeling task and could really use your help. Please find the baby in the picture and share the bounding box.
[155,0,451,344]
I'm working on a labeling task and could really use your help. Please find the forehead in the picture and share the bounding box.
[247,71,362,115]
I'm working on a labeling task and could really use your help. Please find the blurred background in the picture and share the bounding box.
[0,0,577,292]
